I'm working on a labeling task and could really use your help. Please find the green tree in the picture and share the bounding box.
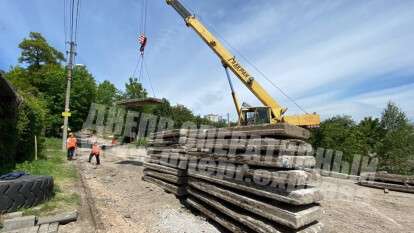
[18,32,65,69]
[96,80,120,106]
[152,98,173,117]
[357,117,383,156]
[124,77,147,99]
[69,66,97,133]
[378,102,414,174]
[170,104,195,128]
[310,116,365,163]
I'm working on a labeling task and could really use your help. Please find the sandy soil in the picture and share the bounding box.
[72,145,414,233]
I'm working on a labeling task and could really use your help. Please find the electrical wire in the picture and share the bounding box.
[197,14,309,114]
[69,0,74,42]
[63,0,68,51]
[74,0,81,44]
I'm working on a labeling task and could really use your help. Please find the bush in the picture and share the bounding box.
[15,94,47,163]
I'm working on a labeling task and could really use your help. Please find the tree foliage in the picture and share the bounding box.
[124,77,147,99]
[377,102,414,174]
[310,102,414,175]
[18,32,65,69]
[96,80,121,106]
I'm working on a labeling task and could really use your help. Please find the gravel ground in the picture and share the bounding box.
[73,145,414,233]
[75,145,219,233]
[320,176,414,233]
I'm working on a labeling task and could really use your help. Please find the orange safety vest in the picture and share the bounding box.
[67,137,77,149]
[91,144,101,155]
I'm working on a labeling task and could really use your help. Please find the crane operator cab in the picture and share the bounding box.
[240,107,272,125]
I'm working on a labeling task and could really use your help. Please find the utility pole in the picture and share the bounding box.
[62,41,76,150]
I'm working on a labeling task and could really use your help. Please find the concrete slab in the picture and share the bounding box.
[2,215,36,231]
[143,162,186,176]
[150,123,310,140]
[366,171,414,185]
[143,175,187,196]
[188,177,321,229]
[192,138,313,156]
[37,211,78,225]
[188,152,316,169]
[189,163,319,186]
[143,169,187,185]
[188,171,322,205]
[359,180,414,193]
[2,212,23,220]
[185,198,249,233]
[188,187,324,233]
[1,226,39,233]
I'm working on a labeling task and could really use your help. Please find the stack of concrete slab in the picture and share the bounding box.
[360,171,414,193]
[143,124,324,232]
[143,130,189,197]
[183,124,323,233]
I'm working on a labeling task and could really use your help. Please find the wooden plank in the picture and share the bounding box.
[143,175,187,196]
[188,172,322,205]
[359,180,414,193]
[188,178,321,229]
[143,169,187,185]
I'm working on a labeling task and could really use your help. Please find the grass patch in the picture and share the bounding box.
[13,138,80,216]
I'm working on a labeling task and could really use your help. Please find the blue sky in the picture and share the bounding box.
[1,0,414,121]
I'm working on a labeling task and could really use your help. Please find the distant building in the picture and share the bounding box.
[205,114,222,123]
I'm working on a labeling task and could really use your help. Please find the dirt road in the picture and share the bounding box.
[75,146,220,233]
[73,145,414,233]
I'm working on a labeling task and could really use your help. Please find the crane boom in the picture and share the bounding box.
[166,0,320,127]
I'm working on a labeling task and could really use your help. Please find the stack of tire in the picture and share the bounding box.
[0,176,54,214]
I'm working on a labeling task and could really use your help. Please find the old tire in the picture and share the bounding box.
[0,175,54,214]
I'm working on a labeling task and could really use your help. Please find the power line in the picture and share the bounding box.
[63,0,68,50]
[69,0,74,42]
[74,0,81,43]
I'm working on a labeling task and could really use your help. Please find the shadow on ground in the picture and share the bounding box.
[115,160,143,166]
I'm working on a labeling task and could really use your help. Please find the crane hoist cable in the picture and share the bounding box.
[130,0,156,97]
[198,14,309,115]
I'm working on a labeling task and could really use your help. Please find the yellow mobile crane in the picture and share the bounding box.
[166,0,320,127]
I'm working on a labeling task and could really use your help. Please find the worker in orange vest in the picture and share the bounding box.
[67,133,77,160]
[88,142,101,165]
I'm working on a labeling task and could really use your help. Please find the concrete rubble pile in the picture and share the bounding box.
[144,123,324,233]
[360,171,414,193]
